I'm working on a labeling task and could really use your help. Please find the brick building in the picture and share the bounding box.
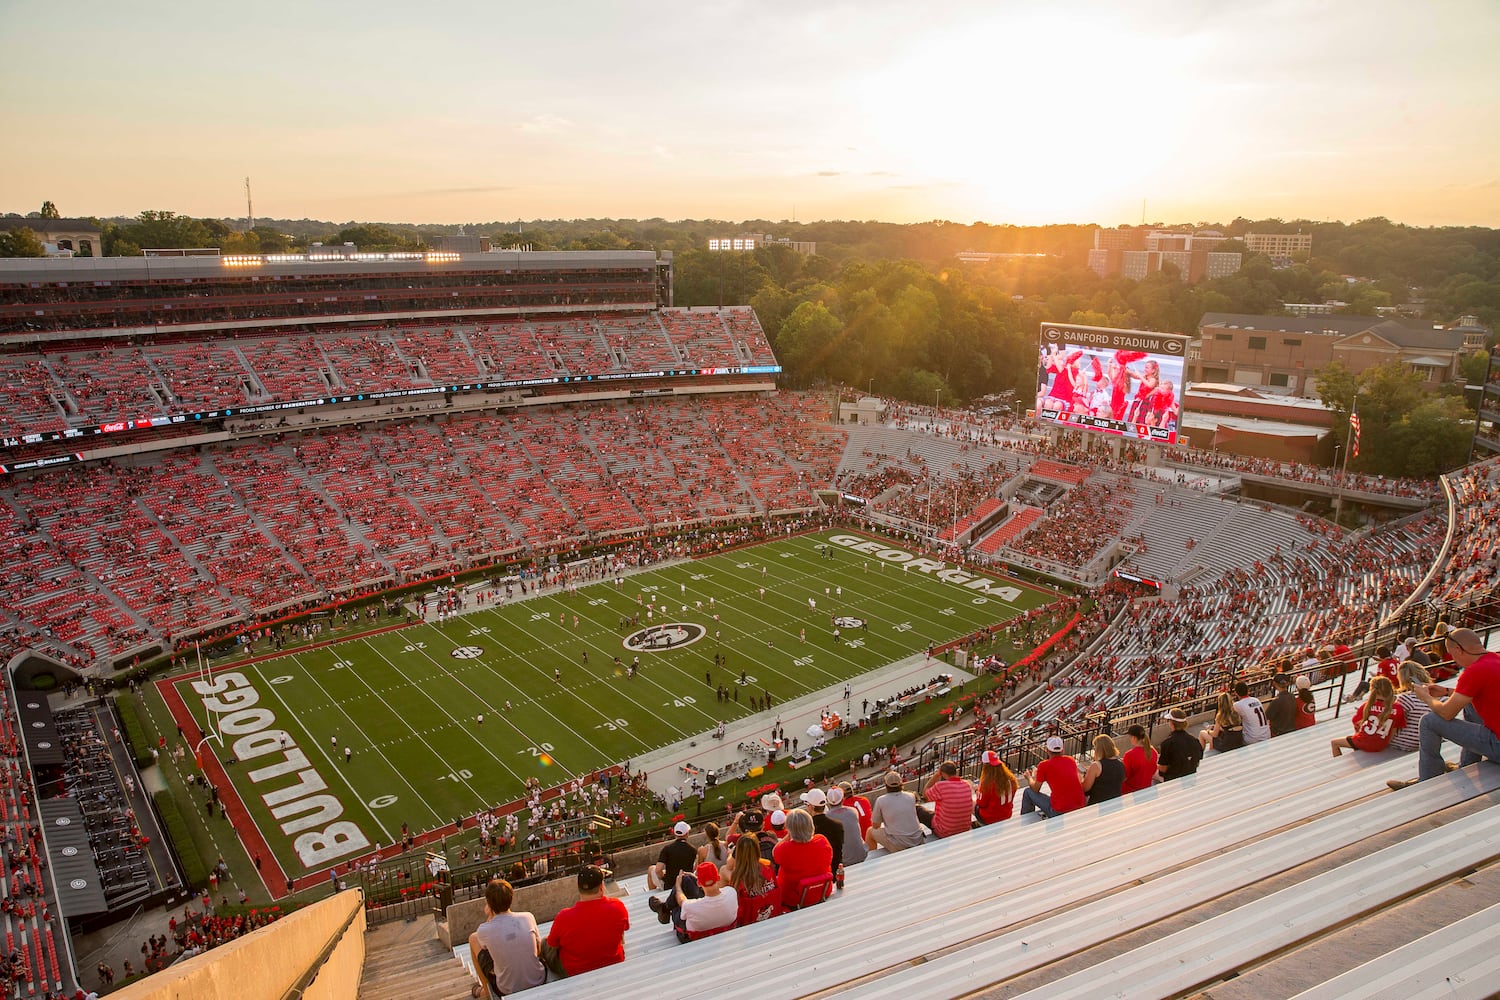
[1193,312,1468,397]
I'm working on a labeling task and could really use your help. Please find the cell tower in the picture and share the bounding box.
[246,177,254,231]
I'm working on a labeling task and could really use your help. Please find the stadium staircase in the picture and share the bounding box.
[357,916,473,1000]
[383,717,1500,1000]
[201,452,319,590]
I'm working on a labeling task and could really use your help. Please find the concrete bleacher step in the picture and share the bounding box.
[1283,895,1500,1000]
[1009,789,1500,1000]
[358,918,474,1000]
[517,721,1469,999]
[1205,857,1500,1000]
[845,768,1500,999]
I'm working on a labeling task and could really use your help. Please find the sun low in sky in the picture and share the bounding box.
[2,0,1497,227]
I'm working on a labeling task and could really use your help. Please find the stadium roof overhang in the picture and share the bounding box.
[15,693,64,768]
[37,798,110,917]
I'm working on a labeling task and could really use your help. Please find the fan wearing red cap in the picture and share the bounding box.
[974,750,1019,825]
[670,860,738,942]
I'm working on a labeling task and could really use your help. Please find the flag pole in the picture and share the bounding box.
[1335,393,1358,524]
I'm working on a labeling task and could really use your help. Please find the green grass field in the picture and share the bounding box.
[161,529,1054,881]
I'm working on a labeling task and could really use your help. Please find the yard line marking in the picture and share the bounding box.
[354,638,535,790]
[259,653,408,842]
[297,641,495,817]
[457,597,724,737]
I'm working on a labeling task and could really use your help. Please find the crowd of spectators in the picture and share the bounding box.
[1009,477,1136,569]
[1432,457,1500,605]
[0,394,845,664]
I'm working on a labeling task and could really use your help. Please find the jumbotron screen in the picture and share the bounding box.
[1035,323,1189,445]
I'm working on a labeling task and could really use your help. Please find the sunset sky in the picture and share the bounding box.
[3,0,1498,228]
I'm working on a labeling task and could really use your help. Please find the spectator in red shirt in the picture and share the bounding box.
[1020,736,1085,818]
[1391,628,1500,788]
[837,779,873,837]
[973,750,1018,825]
[726,836,780,927]
[1331,676,1407,756]
[1119,725,1158,794]
[917,760,975,838]
[543,865,629,979]
[772,809,833,910]
[1294,675,1318,729]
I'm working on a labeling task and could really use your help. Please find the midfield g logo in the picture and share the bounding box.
[624,623,706,652]
[833,616,866,630]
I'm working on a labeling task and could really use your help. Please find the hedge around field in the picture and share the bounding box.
[153,790,208,889]
[114,694,154,769]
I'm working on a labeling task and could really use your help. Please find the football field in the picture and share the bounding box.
[159,529,1055,882]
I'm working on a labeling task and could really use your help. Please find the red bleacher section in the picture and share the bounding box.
[976,506,1043,554]
[0,307,772,442]
[0,690,59,998]
[0,394,843,664]
[941,496,1005,542]
[1028,458,1091,487]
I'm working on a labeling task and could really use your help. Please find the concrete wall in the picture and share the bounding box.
[108,890,365,1000]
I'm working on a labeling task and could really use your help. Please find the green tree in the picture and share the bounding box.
[893,368,949,407]
[775,301,843,385]
[1461,350,1491,387]
[1312,360,1358,415]
[0,227,46,257]
[39,201,60,219]
[106,211,212,254]
[1386,397,1473,477]
[333,224,425,252]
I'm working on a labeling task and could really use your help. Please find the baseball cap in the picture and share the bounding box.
[1273,672,1290,685]
[694,862,720,885]
[1045,736,1065,753]
[1295,674,1312,690]
[801,788,827,807]
[739,810,764,832]
[883,770,904,789]
[577,865,608,891]
[1163,708,1188,723]
[769,809,787,827]
[672,821,690,837]
[981,750,1002,767]
[826,786,845,805]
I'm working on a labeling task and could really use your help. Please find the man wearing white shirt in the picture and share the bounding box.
[1233,681,1272,743]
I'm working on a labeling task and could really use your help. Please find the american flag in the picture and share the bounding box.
[1349,411,1361,459]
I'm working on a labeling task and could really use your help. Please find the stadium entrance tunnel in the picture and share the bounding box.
[624,623,706,652]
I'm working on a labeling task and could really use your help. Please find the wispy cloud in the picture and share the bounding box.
[516,114,574,134]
